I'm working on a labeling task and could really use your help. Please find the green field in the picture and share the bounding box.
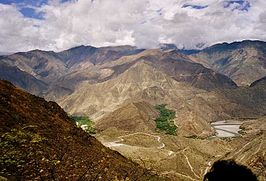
[155,104,177,135]
[70,116,96,134]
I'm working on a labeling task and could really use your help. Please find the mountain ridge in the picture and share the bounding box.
[190,40,266,86]
[0,80,161,180]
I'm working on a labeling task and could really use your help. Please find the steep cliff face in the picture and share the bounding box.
[0,80,161,181]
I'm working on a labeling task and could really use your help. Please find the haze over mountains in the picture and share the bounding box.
[0,40,266,180]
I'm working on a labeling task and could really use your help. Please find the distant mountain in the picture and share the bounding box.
[0,44,238,101]
[0,50,67,83]
[135,50,237,90]
[214,78,266,118]
[0,80,160,180]
[58,45,144,66]
[191,40,266,86]
[0,61,47,95]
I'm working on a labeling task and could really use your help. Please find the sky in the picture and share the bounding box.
[0,0,265,52]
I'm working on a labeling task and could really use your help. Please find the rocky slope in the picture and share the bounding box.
[0,61,47,95]
[58,45,144,66]
[0,44,238,101]
[191,40,266,86]
[130,50,237,90]
[59,61,220,137]
[0,45,144,98]
[59,56,266,137]
[221,117,266,181]
[95,101,158,132]
[0,80,161,180]
[0,50,67,83]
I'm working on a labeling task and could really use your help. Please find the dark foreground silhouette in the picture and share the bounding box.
[204,160,257,181]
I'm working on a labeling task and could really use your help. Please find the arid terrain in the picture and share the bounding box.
[0,80,161,180]
[0,40,265,180]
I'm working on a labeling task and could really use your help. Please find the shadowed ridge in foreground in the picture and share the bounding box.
[0,80,162,180]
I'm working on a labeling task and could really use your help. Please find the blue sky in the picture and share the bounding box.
[0,0,48,6]
[0,0,48,19]
[0,0,72,19]
[223,0,251,11]
[20,7,45,19]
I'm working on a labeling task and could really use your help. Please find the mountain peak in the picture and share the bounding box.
[64,45,97,51]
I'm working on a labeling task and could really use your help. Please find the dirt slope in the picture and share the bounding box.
[0,80,162,181]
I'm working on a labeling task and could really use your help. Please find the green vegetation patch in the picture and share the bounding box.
[154,104,177,135]
[70,116,96,134]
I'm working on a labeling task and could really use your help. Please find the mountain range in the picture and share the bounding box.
[0,40,265,180]
[190,40,266,86]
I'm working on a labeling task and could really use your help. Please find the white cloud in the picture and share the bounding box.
[0,0,265,52]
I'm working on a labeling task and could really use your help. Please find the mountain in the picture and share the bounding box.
[91,49,237,90]
[0,41,266,180]
[212,75,266,118]
[0,61,47,95]
[159,43,178,51]
[58,45,144,67]
[136,50,237,90]
[95,101,158,132]
[0,43,239,104]
[250,76,266,87]
[54,48,237,94]
[0,80,161,180]
[191,40,266,86]
[0,45,145,99]
[59,61,218,136]
[59,58,265,137]
[0,50,67,83]
[0,42,264,137]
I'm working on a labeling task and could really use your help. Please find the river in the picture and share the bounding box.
[211,120,242,138]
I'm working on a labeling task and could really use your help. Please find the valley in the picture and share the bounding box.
[96,128,230,181]
[0,40,265,180]
[96,116,265,181]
